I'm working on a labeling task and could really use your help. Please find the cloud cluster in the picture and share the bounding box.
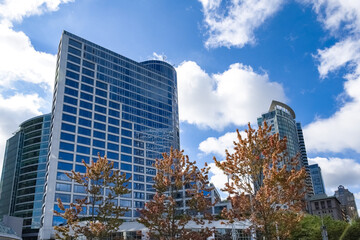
[0,0,72,172]
[176,61,286,130]
[303,0,360,154]
[199,0,284,48]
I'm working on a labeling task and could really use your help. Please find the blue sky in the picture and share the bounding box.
[0,0,360,213]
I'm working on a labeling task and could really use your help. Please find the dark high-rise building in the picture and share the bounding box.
[39,31,179,239]
[335,185,358,220]
[0,114,51,240]
[257,100,314,197]
[309,164,326,195]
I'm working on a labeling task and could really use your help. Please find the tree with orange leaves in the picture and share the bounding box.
[215,122,307,240]
[54,155,130,240]
[138,148,216,240]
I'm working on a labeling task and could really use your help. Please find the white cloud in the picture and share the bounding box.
[199,0,284,48]
[309,157,360,190]
[0,94,44,173]
[152,52,167,61]
[208,162,229,199]
[176,61,286,130]
[199,130,247,157]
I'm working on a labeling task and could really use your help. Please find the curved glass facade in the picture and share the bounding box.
[0,114,50,240]
[40,31,180,239]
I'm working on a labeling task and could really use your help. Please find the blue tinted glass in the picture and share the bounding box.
[56,172,71,181]
[120,200,132,207]
[65,79,79,89]
[95,105,106,114]
[134,165,144,173]
[58,151,73,161]
[96,81,107,90]
[67,54,80,64]
[108,126,119,134]
[107,151,119,160]
[122,121,132,129]
[108,134,119,142]
[66,70,79,80]
[146,160,155,166]
[83,60,95,69]
[109,109,119,118]
[58,162,73,171]
[134,157,144,165]
[107,143,119,151]
[81,75,94,85]
[92,148,105,157]
[134,183,144,190]
[81,84,93,93]
[93,139,105,148]
[68,39,82,49]
[121,154,132,163]
[74,185,87,193]
[94,122,106,131]
[56,183,71,192]
[68,46,81,56]
[93,130,105,139]
[134,149,144,157]
[121,137,132,146]
[112,161,119,169]
[109,101,120,109]
[146,185,155,192]
[146,176,155,183]
[121,163,132,171]
[108,117,119,126]
[82,68,94,77]
[67,62,80,72]
[80,100,92,110]
[60,142,74,151]
[78,127,91,136]
[95,97,107,106]
[94,113,106,122]
[63,104,77,114]
[76,155,89,164]
[134,174,144,182]
[96,88,107,97]
[62,113,76,123]
[134,192,144,199]
[121,146,131,154]
[79,109,92,118]
[64,96,78,105]
[78,118,91,127]
[77,136,90,145]
[80,92,93,101]
[75,165,86,173]
[60,132,75,142]
[121,129,132,137]
[77,145,90,154]
[62,123,76,132]
[64,86,78,96]
[146,168,156,175]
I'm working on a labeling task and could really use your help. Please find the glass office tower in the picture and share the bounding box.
[39,31,179,239]
[309,164,326,195]
[0,114,51,240]
[257,101,314,197]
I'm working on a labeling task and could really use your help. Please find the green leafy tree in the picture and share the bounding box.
[290,214,348,240]
[340,218,360,240]
[138,148,215,240]
[215,122,307,240]
[54,155,130,239]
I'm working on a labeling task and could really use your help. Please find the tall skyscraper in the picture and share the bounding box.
[335,185,359,220]
[39,31,179,239]
[0,114,51,240]
[309,164,326,195]
[257,100,314,197]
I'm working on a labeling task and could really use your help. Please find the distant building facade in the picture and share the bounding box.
[257,100,314,197]
[308,194,345,221]
[335,185,358,220]
[309,164,326,195]
[0,114,51,240]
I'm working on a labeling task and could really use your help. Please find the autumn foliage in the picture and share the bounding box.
[54,155,130,239]
[138,148,215,240]
[215,122,307,240]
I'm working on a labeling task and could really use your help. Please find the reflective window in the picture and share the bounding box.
[109,109,119,118]
[62,123,76,132]
[146,160,155,167]
[93,130,105,139]
[54,193,71,203]
[80,100,92,110]
[146,168,156,175]
[107,143,119,151]
[121,137,132,146]
[67,62,80,72]
[94,113,106,122]
[60,132,75,142]
[134,192,145,199]
[95,97,107,106]
[146,176,155,183]
[78,127,91,136]
[134,165,144,173]
[92,148,105,157]
[120,200,131,207]
[82,75,94,85]
[57,172,71,182]
[62,113,76,123]
[65,78,79,88]
[82,68,94,77]
[121,154,132,163]
[134,174,144,182]
[77,136,90,145]
[95,105,106,114]
[121,146,132,154]
[63,104,77,114]
[94,122,106,131]
[109,101,120,109]
[64,86,78,96]
[108,134,119,142]
[93,139,105,148]
[75,165,86,173]
[67,54,80,64]
[58,151,73,161]
[80,92,93,101]
[122,121,132,129]
[134,157,144,165]
[78,118,92,127]
[79,109,92,119]
[108,126,119,134]
[76,154,90,164]
[83,60,95,69]
[108,117,119,126]
[58,162,72,171]
[60,142,74,151]
[121,129,132,137]
[96,88,107,98]
[134,140,144,148]
[68,46,81,56]
[56,183,71,192]
[121,163,132,171]
[69,39,82,49]
[77,145,90,154]
[107,151,119,160]
[134,183,144,191]
[134,149,144,157]
[66,70,79,80]
[134,201,144,208]
[81,84,93,93]
[96,81,107,90]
